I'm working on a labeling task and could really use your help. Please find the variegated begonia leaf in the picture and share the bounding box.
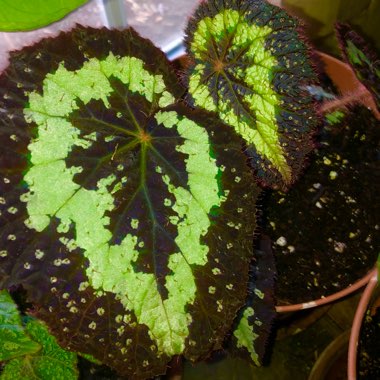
[0,26,260,379]
[0,289,41,361]
[185,0,318,190]
[1,318,78,380]
[336,23,380,110]
[230,237,276,366]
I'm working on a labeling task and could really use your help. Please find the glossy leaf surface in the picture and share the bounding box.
[0,26,260,379]
[185,0,318,189]
[0,290,41,361]
[0,0,88,31]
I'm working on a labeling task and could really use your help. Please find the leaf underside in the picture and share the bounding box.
[265,106,380,304]
[336,23,380,110]
[185,0,318,190]
[0,26,260,379]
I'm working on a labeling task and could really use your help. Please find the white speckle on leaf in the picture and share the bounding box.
[89,321,97,330]
[276,236,287,246]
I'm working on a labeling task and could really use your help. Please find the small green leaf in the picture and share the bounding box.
[0,290,41,361]
[1,319,78,380]
[0,0,88,31]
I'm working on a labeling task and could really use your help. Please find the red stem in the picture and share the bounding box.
[319,85,380,120]
[276,268,376,313]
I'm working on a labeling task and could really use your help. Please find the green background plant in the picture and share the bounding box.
[282,0,380,56]
[0,290,78,380]
[0,0,88,31]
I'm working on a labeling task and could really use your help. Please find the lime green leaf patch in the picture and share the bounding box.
[0,0,88,31]
[0,290,41,361]
[185,0,318,189]
[0,26,260,379]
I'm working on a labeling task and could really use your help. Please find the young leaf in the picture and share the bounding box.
[0,319,78,380]
[0,290,41,361]
[185,0,318,189]
[0,26,260,379]
[0,0,88,31]
[336,23,380,110]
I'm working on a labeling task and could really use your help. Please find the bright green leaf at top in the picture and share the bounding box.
[0,0,88,31]
[0,319,78,380]
[0,290,41,362]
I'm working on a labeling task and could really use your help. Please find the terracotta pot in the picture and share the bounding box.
[308,330,350,380]
[275,52,378,313]
[347,267,378,380]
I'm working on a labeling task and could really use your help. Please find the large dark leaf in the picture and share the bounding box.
[264,106,380,304]
[185,0,318,189]
[0,26,260,379]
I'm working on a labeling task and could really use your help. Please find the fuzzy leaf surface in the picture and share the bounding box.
[185,0,318,189]
[0,290,41,361]
[0,26,260,379]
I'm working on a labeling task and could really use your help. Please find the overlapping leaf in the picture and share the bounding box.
[264,106,380,304]
[336,23,380,109]
[185,0,318,189]
[229,237,276,366]
[0,26,260,379]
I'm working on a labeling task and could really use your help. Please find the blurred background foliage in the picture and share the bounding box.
[282,0,380,56]
[0,0,88,31]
